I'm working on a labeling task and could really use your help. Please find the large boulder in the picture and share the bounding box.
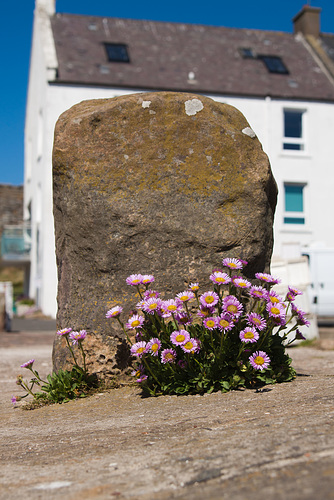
[52,91,277,377]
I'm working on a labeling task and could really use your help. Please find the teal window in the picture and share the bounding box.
[284,184,305,225]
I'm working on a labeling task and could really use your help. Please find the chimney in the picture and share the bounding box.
[35,0,56,16]
[293,5,321,37]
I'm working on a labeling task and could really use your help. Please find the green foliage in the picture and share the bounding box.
[37,366,98,403]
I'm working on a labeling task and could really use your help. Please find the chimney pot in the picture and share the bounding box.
[293,5,321,37]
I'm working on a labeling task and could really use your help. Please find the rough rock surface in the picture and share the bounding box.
[52,91,277,377]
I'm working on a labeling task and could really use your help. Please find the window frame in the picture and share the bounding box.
[282,108,307,152]
[104,43,130,63]
[283,182,307,226]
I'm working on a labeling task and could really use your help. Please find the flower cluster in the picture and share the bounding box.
[106,260,309,396]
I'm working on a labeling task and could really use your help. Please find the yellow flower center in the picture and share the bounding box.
[151,343,158,352]
[167,304,177,311]
[137,347,145,354]
[165,353,174,360]
[216,277,226,283]
[229,263,237,268]
[205,296,214,304]
[270,296,279,303]
[254,356,264,365]
[219,320,229,328]
[180,295,189,301]
[271,307,280,315]
[227,304,238,314]
[244,331,254,339]
[253,318,261,325]
[183,341,193,350]
[206,320,216,328]
[132,320,140,327]
[238,282,247,287]
[133,279,140,284]
[175,334,186,343]
[149,303,157,310]
[191,285,199,291]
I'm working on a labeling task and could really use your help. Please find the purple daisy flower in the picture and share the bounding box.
[217,313,235,331]
[56,327,73,336]
[209,271,231,285]
[248,286,268,300]
[232,277,251,289]
[255,272,281,284]
[69,330,87,345]
[249,351,271,371]
[105,306,123,319]
[177,359,188,369]
[288,286,303,296]
[161,348,177,364]
[199,291,219,308]
[175,311,192,326]
[131,364,148,382]
[266,302,286,321]
[239,327,259,343]
[203,317,217,330]
[291,303,311,326]
[141,274,155,285]
[126,314,145,330]
[20,359,35,369]
[126,274,143,286]
[222,295,243,318]
[176,290,195,303]
[170,329,190,346]
[143,289,160,299]
[197,305,215,318]
[247,312,267,331]
[189,282,199,292]
[147,338,161,356]
[161,299,182,318]
[295,328,306,340]
[222,257,244,270]
[130,341,148,357]
[11,395,18,406]
[181,338,200,353]
[142,297,163,315]
[267,290,283,305]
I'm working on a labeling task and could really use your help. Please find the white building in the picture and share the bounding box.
[25,0,334,318]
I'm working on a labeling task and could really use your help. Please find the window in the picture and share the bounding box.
[284,183,305,225]
[104,43,130,63]
[258,55,289,74]
[283,109,305,151]
[240,48,256,59]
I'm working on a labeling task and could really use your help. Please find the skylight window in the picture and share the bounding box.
[258,55,289,74]
[104,43,130,63]
[240,48,256,59]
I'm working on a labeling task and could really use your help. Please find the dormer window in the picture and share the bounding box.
[104,43,130,63]
[258,55,289,74]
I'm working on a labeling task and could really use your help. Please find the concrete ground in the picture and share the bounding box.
[0,320,333,500]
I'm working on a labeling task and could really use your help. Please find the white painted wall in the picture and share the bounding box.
[25,12,334,318]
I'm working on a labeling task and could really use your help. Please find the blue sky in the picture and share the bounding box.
[1,0,333,185]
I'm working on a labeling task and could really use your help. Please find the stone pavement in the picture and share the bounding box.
[0,324,334,500]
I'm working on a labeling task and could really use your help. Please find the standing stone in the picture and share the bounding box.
[52,91,277,378]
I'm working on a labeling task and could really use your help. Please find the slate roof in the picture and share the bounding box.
[320,34,334,63]
[51,13,334,101]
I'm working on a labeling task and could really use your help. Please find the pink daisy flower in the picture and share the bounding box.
[142,297,162,315]
[267,290,283,305]
[143,289,160,299]
[209,271,231,285]
[222,295,243,317]
[249,351,271,371]
[126,314,145,330]
[217,314,235,331]
[288,286,303,296]
[56,327,73,336]
[126,274,143,286]
[239,327,259,343]
[147,338,161,356]
[161,348,177,364]
[199,291,219,307]
[177,359,188,369]
[131,364,148,382]
[181,338,199,353]
[142,274,155,285]
[176,290,195,303]
[105,306,123,319]
[69,330,87,345]
[130,341,148,357]
[203,317,217,330]
[232,277,251,289]
[20,359,35,369]
[247,312,267,331]
[222,257,244,270]
[248,286,268,300]
[189,282,199,292]
[170,329,190,346]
